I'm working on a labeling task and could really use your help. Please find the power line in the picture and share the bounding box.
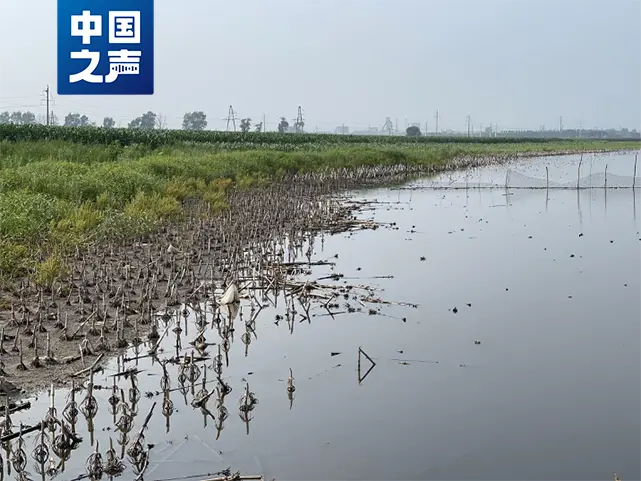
[0,104,42,110]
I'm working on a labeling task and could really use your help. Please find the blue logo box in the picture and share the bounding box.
[57,0,154,95]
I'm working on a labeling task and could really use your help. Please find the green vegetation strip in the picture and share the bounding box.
[0,128,639,288]
[2,124,638,148]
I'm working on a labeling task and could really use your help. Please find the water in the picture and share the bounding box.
[5,152,640,481]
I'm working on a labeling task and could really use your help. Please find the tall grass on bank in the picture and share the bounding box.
[0,137,639,287]
[1,136,639,169]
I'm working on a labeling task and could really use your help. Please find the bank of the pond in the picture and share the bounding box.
[0,143,637,420]
[0,164,419,395]
[0,138,638,287]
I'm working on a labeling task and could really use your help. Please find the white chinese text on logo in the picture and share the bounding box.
[69,9,142,84]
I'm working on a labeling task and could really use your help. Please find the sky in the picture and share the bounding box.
[0,0,640,132]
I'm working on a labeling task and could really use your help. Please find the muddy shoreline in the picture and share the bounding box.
[0,149,632,397]
[0,169,413,397]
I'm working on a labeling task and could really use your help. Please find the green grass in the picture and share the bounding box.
[0,130,639,287]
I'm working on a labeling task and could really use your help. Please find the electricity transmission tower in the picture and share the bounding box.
[466,115,471,137]
[293,106,305,133]
[434,110,439,134]
[225,105,237,131]
[382,117,393,135]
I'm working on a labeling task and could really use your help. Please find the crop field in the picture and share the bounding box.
[3,123,639,148]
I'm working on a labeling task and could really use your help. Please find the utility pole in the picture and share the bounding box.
[225,105,237,132]
[466,115,471,137]
[559,115,563,133]
[46,85,50,125]
[435,110,439,134]
[42,85,51,125]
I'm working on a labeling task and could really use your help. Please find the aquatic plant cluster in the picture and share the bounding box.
[0,172,411,385]
[0,179,410,479]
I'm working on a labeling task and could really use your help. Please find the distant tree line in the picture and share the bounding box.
[1,110,638,139]
[0,110,299,133]
[0,110,207,130]
[0,111,37,125]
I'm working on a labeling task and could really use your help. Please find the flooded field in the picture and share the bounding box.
[2,151,640,481]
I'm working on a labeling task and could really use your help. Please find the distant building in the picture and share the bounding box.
[335,125,349,135]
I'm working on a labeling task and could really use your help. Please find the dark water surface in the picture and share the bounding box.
[6,152,641,481]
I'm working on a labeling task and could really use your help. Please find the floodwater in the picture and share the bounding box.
[5,151,641,481]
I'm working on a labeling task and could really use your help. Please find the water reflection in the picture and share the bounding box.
[1,251,408,479]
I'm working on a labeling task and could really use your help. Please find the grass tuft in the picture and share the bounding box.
[33,252,69,288]
[124,191,182,223]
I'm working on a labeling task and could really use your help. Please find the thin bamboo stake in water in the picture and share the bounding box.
[546,166,549,190]
[577,153,583,190]
[634,153,638,189]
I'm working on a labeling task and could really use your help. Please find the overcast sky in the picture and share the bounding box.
[0,0,639,132]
